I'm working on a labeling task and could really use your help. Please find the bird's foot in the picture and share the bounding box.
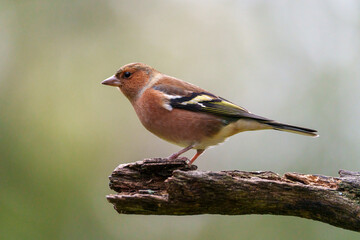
[165,154,189,162]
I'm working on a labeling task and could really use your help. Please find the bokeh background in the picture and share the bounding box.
[1,0,360,239]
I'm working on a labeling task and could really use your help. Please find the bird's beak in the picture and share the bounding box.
[101,75,122,87]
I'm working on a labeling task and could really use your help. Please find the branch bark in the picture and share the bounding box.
[106,158,360,232]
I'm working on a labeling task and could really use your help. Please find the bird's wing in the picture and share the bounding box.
[152,83,271,122]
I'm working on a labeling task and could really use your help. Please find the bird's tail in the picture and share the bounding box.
[266,122,318,137]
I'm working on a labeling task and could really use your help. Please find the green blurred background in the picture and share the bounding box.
[1,1,359,239]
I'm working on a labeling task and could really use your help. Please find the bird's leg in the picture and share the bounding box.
[189,149,205,165]
[167,144,195,160]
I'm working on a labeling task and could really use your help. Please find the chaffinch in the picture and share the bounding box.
[102,63,318,165]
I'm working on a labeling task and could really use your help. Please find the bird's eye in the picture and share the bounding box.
[123,72,132,78]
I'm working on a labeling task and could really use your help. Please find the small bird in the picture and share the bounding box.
[102,63,318,165]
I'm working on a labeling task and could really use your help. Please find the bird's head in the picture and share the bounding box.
[102,62,156,101]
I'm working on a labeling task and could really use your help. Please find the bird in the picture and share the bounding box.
[102,63,318,165]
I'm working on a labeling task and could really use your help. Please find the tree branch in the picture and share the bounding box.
[106,158,360,232]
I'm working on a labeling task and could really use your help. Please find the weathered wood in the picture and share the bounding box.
[106,158,360,232]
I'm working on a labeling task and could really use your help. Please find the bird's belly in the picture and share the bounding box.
[134,105,225,149]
